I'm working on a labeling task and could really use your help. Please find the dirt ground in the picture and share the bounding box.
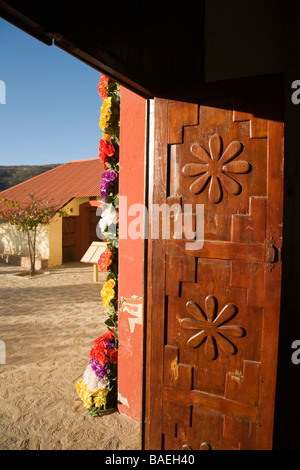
[0,262,141,450]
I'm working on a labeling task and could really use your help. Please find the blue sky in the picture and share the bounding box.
[0,17,102,166]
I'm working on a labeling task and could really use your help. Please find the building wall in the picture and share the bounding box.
[0,197,102,268]
[64,197,91,217]
[118,86,147,422]
[48,213,63,267]
[48,197,102,267]
[0,221,49,260]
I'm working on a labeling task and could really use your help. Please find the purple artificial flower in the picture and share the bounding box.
[89,358,110,380]
[105,339,115,350]
[100,170,118,201]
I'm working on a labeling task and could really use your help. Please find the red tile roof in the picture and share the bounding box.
[0,158,103,211]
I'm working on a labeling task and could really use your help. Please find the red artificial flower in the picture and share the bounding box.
[95,347,108,365]
[108,349,118,364]
[98,74,110,101]
[101,329,115,342]
[98,142,108,169]
[89,347,95,359]
[90,338,108,365]
[98,138,115,170]
[89,329,116,364]
[99,138,115,157]
[98,248,113,272]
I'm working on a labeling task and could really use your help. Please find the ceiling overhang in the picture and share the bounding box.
[0,1,295,100]
[0,0,206,98]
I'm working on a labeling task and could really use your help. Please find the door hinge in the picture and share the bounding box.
[266,236,279,272]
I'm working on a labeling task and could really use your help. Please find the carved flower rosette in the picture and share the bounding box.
[182,134,251,204]
[180,296,246,360]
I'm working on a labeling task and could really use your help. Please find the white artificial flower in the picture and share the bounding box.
[83,364,109,392]
[99,204,118,233]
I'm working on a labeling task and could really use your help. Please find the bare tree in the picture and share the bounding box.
[0,193,66,276]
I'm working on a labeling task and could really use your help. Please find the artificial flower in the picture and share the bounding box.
[102,97,111,111]
[75,378,109,410]
[89,358,109,381]
[98,247,113,272]
[101,329,115,342]
[83,364,109,392]
[98,74,110,101]
[99,150,108,170]
[99,97,112,132]
[99,204,118,233]
[90,338,108,365]
[99,138,115,158]
[100,115,110,133]
[105,338,115,350]
[99,138,115,170]
[93,388,109,408]
[100,171,118,201]
[101,279,116,307]
[90,329,116,364]
[108,349,118,364]
[75,379,93,409]
[101,278,116,293]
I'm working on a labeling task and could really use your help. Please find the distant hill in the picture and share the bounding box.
[0,165,62,192]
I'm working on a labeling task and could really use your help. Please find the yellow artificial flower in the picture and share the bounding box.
[102,97,111,110]
[99,112,110,132]
[76,379,109,410]
[99,97,112,132]
[75,379,93,409]
[101,279,116,307]
[104,279,115,290]
[93,388,109,408]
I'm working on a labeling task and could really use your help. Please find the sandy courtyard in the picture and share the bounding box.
[0,262,141,450]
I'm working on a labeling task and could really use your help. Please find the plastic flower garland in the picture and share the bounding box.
[76,73,120,417]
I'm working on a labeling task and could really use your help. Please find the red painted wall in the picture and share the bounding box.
[118,86,146,422]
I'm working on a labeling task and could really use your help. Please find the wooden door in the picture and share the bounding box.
[145,78,284,450]
[89,207,101,246]
[63,216,76,263]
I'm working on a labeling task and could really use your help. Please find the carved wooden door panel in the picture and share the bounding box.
[145,79,284,450]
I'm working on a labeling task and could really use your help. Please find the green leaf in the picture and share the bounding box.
[104,317,114,327]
